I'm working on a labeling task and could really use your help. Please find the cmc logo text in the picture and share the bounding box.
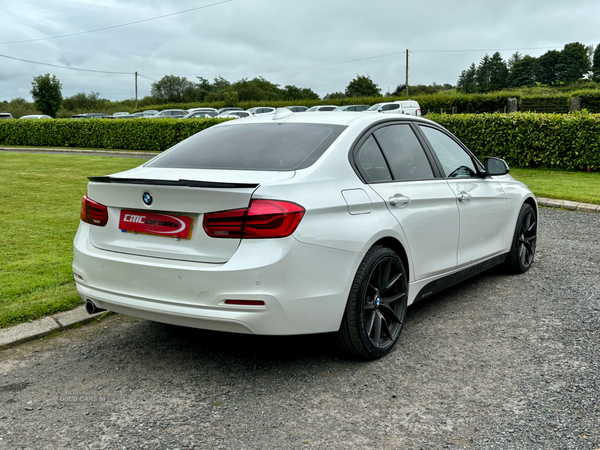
[123,214,146,223]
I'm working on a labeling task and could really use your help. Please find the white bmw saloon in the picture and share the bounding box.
[73,108,537,358]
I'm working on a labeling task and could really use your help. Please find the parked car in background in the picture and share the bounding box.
[284,106,308,113]
[334,105,370,112]
[247,107,276,116]
[19,115,52,119]
[149,109,188,118]
[131,110,159,118]
[306,105,337,112]
[0,113,14,119]
[188,108,218,115]
[71,113,111,119]
[74,111,537,359]
[112,112,131,117]
[181,111,214,119]
[366,100,421,116]
[217,111,251,119]
[217,107,244,115]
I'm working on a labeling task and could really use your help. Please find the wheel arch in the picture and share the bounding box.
[524,196,538,216]
[371,236,410,283]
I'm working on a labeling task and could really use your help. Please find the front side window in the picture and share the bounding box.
[419,126,478,178]
[374,125,434,181]
[382,104,399,111]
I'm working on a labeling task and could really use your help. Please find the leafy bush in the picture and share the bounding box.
[0,118,231,152]
[428,111,600,171]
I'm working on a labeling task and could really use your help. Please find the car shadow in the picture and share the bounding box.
[118,265,510,367]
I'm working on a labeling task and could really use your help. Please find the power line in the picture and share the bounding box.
[412,45,562,54]
[0,0,232,45]
[137,73,158,82]
[0,52,132,74]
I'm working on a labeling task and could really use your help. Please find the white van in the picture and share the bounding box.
[365,100,421,116]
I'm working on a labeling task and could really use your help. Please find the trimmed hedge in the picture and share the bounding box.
[0,118,231,152]
[574,90,600,113]
[2,113,599,171]
[428,112,600,171]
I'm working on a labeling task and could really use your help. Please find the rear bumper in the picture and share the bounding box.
[73,223,360,335]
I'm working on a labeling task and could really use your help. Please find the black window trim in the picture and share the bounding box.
[349,119,445,185]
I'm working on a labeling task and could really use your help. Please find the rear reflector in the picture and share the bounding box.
[224,300,265,306]
[80,195,109,227]
[203,199,305,239]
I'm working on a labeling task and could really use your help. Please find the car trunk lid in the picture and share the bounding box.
[86,168,294,263]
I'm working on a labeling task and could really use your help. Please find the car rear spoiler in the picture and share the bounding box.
[87,176,258,189]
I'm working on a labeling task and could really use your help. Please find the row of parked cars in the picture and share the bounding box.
[138,100,422,120]
[0,101,421,121]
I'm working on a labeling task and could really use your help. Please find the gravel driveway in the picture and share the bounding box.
[1,207,598,450]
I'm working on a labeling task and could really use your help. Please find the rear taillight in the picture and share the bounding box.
[80,195,108,227]
[203,199,305,239]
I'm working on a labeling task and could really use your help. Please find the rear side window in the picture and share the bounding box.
[356,136,392,183]
[148,123,346,171]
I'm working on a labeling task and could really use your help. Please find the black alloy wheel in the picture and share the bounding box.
[336,246,408,359]
[506,203,537,273]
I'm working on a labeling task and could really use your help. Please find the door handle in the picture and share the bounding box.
[457,192,471,202]
[389,194,411,207]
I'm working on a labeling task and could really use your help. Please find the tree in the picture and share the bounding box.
[476,54,493,92]
[324,92,346,100]
[592,43,600,82]
[30,73,62,117]
[507,55,539,87]
[557,42,590,83]
[151,75,197,103]
[457,63,477,93]
[62,91,105,111]
[537,50,561,85]
[345,75,381,97]
[507,52,523,71]
[212,76,231,92]
[195,77,213,102]
[488,52,508,91]
[223,90,238,106]
[283,85,319,100]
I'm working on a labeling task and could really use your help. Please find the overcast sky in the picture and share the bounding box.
[1,0,599,102]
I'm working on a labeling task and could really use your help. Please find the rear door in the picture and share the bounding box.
[354,122,460,280]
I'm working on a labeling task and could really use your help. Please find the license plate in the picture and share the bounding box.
[119,210,193,239]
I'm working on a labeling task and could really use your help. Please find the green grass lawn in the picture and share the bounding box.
[509,167,600,205]
[0,151,598,329]
[0,152,141,328]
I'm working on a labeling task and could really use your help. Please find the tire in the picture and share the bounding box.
[335,245,408,359]
[505,203,537,274]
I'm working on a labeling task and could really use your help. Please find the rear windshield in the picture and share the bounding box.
[147,123,346,171]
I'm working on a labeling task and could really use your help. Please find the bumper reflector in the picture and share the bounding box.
[224,300,265,306]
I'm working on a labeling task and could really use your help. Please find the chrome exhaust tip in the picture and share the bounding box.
[85,300,106,315]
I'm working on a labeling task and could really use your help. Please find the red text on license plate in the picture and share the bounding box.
[119,210,193,239]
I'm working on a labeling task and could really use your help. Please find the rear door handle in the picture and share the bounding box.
[457,192,471,202]
[389,194,411,207]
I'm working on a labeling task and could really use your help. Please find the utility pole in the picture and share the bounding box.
[135,72,138,109]
[405,49,409,99]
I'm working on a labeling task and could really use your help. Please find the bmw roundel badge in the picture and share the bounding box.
[142,191,153,206]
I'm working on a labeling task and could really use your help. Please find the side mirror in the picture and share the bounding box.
[484,157,510,176]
